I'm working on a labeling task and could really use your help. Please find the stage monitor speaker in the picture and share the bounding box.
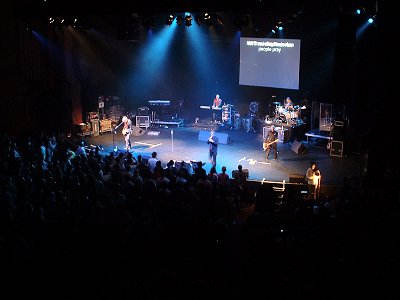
[289,174,306,184]
[131,127,146,136]
[291,140,307,154]
[198,130,230,144]
[232,169,249,179]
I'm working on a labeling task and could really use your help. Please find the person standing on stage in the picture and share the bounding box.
[207,129,219,167]
[306,161,321,200]
[211,94,222,123]
[122,115,132,151]
[263,125,279,162]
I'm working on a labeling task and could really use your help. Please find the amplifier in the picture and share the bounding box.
[100,119,112,133]
[87,111,99,121]
[136,116,150,129]
[138,107,149,116]
[330,140,343,157]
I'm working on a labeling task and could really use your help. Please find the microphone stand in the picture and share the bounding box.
[112,121,124,152]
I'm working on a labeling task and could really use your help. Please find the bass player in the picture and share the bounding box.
[263,124,279,162]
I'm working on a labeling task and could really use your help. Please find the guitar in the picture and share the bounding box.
[312,173,321,186]
[122,127,131,136]
[263,139,279,151]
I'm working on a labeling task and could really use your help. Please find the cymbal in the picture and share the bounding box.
[273,102,280,105]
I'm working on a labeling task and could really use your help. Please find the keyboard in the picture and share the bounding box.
[200,105,222,110]
[149,100,171,106]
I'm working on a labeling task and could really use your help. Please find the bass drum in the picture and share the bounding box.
[234,117,242,130]
[242,117,251,132]
[265,116,273,124]
[290,111,299,119]
[282,111,291,122]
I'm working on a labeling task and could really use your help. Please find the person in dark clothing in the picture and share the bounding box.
[263,125,279,162]
[207,129,219,167]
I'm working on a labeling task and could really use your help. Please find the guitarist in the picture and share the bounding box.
[121,116,132,151]
[263,124,279,162]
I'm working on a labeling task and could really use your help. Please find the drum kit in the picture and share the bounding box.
[219,100,305,132]
[272,101,303,126]
[231,109,248,131]
[232,102,258,132]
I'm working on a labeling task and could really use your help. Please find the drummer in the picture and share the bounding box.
[284,96,294,111]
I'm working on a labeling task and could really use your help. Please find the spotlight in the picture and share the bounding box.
[275,21,283,31]
[204,12,213,26]
[185,14,192,27]
[176,15,184,25]
[165,15,174,26]
[355,7,365,15]
[368,15,376,24]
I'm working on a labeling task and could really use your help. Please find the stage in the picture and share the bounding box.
[75,121,364,190]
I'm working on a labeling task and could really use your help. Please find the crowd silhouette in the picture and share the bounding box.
[0,131,398,299]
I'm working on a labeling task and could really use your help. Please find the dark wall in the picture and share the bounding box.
[2,2,380,136]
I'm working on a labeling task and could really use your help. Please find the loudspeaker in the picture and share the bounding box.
[332,122,345,141]
[137,107,149,116]
[330,140,343,157]
[91,120,100,136]
[291,140,307,154]
[131,127,145,136]
[278,128,289,143]
[289,174,306,183]
[198,130,230,144]
[136,116,150,129]
[232,169,249,178]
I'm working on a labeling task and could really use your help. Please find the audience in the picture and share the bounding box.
[0,131,397,299]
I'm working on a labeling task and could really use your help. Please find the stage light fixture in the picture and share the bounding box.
[275,21,283,31]
[215,14,224,26]
[165,15,174,26]
[204,13,213,26]
[185,14,192,27]
[141,15,155,28]
[176,15,184,25]
[368,15,376,23]
[195,15,203,25]
[355,7,365,15]
[234,15,249,31]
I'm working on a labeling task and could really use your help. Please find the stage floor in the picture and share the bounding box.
[79,124,363,186]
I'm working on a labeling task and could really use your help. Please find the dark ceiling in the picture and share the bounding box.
[14,0,355,17]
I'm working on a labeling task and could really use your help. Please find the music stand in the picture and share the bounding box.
[113,120,124,152]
